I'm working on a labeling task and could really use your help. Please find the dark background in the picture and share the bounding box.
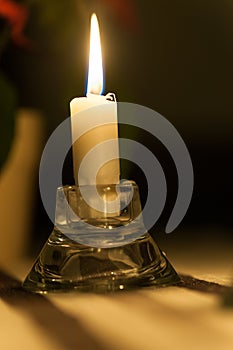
[1,0,232,254]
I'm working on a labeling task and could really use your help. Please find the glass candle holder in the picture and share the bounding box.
[23,181,180,293]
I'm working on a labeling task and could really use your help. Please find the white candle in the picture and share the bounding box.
[70,13,120,186]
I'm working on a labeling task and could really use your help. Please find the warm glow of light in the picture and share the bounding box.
[87,13,103,95]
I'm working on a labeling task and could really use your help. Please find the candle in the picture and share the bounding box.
[70,13,120,186]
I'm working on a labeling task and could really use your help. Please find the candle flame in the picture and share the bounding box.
[87,13,103,95]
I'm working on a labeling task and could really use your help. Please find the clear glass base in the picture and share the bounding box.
[23,183,180,293]
[23,228,179,293]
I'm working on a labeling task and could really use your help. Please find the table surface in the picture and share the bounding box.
[1,229,233,350]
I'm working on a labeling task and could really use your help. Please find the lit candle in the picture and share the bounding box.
[70,13,120,186]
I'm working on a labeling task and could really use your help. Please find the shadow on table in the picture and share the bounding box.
[0,269,108,350]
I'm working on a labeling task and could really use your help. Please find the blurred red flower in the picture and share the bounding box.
[0,0,31,47]
[101,0,138,30]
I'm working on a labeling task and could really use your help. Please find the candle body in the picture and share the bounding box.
[70,93,120,185]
